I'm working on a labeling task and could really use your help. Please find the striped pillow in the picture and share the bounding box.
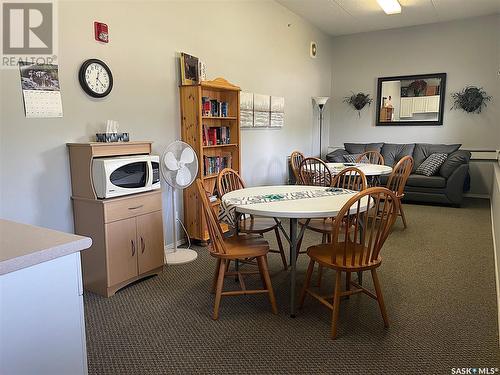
[415,153,448,176]
[343,154,369,163]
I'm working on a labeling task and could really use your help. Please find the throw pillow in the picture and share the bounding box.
[343,154,368,163]
[415,153,448,176]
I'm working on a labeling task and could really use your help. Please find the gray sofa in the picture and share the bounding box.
[326,143,471,206]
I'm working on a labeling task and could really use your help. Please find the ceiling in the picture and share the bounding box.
[276,0,500,36]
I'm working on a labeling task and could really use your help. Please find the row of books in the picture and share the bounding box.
[203,153,232,176]
[202,126,231,146]
[202,96,229,117]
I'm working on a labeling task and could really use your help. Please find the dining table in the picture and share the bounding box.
[326,162,392,187]
[220,185,371,317]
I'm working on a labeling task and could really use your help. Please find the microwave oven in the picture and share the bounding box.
[92,155,161,199]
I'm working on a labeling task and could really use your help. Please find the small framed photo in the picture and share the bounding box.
[180,52,199,85]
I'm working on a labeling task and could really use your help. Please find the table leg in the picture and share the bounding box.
[289,218,297,318]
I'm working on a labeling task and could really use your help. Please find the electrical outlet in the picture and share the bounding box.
[175,210,179,219]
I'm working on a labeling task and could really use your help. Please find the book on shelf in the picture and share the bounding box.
[202,125,231,146]
[203,153,232,176]
[202,96,229,117]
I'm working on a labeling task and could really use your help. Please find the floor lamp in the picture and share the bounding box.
[313,97,329,158]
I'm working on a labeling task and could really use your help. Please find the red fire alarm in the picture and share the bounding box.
[94,22,109,43]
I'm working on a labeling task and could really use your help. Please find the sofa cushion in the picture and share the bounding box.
[380,143,415,167]
[343,154,368,163]
[325,149,349,163]
[413,143,461,172]
[344,143,383,154]
[439,150,471,178]
[415,153,448,176]
[406,174,447,188]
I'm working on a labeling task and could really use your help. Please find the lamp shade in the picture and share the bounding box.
[313,96,329,107]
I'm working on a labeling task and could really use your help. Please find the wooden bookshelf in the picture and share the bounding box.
[179,77,241,243]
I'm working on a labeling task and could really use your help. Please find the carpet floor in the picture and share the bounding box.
[84,198,499,374]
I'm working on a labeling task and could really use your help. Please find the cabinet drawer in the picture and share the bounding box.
[103,192,162,223]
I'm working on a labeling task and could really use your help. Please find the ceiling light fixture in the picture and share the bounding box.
[377,0,401,15]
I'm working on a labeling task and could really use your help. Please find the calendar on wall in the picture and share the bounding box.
[19,63,63,118]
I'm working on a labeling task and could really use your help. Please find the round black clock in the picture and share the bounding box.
[78,59,113,98]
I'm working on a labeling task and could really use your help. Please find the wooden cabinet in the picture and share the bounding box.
[179,77,240,243]
[400,97,413,118]
[137,211,164,274]
[73,190,164,297]
[412,96,427,113]
[106,217,138,286]
[425,95,440,112]
[68,143,165,297]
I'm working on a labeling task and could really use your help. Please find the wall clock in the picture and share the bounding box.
[78,59,113,98]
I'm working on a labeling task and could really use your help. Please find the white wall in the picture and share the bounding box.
[0,1,332,242]
[329,15,500,150]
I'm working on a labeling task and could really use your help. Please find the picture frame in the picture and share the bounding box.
[375,72,447,126]
[180,52,199,85]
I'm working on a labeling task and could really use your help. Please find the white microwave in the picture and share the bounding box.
[92,155,161,199]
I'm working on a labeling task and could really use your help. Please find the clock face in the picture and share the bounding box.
[78,59,113,98]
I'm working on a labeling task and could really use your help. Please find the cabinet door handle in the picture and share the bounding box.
[128,205,144,210]
[140,236,145,253]
[131,240,136,256]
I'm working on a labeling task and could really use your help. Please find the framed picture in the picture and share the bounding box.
[376,72,447,126]
[180,52,199,85]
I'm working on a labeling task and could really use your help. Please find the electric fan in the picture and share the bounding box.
[160,141,199,265]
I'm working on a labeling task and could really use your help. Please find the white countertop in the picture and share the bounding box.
[0,219,92,275]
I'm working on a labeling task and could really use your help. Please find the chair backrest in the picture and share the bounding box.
[299,157,332,187]
[217,168,245,197]
[386,155,413,197]
[330,187,399,267]
[331,167,367,192]
[195,179,227,255]
[356,150,385,165]
[290,151,305,184]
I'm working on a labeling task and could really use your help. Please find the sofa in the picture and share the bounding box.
[326,143,471,206]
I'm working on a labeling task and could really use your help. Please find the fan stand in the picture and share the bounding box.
[165,187,198,265]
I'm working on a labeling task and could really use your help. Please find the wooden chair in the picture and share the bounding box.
[299,187,400,338]
[195,179,278,320]
[299,157,332,187]
[299,167,368,285]
[356,150,385,165]
[385,155,413,229]
[217,168,287,270]
[290,151,305,184]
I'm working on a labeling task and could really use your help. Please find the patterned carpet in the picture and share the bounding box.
[84,198,499,374]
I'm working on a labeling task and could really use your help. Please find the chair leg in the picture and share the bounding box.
[299,259,315,308]
[399,203,408,229]
[357,271,363,285]
[315,233,328,288]
[331,271,342,339]
[371,269,389,327]
[317,265,323,288]
[213,259,227,320]
[274,227,287,270]
[211,258,221,294]
[257,256,278,314]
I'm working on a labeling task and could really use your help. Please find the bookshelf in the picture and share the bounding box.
[179,77,241,243]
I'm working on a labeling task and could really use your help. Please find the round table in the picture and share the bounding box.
[221,185,370,317]
[326,162,392,176]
